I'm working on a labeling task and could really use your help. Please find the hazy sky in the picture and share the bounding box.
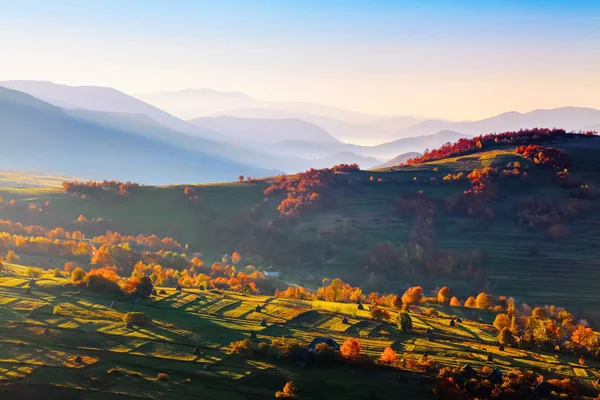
[1,0,599,120]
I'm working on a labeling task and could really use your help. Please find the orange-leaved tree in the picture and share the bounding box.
[401,286,423,305]
[379,347,397,365]
[340,338,361,361]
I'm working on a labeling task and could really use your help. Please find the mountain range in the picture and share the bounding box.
[1,80,600,182]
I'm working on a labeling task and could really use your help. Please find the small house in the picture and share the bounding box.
[357,303,364,310]
[260,318,267,327]
[456,317,463,323]
[307,337,340,352]
[449,319,455,327]
[487,367,503,385]
[254,304,262,313]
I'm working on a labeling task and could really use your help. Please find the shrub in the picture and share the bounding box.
[271,337,303,359]
[422,307,439,317]
[370,306,391,321]
[26,267,42,278]
[53,268,63,278]
[85,274,122,294]
[71,267,86,282]
[229,339,253,357]
[493,314,511,331]
[135,276,154,298]
[313,342,339,363]
[123,312,152,326]
[275,381,297,398]
[157,372,168,381]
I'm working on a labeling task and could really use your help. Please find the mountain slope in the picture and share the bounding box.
[397,107,600,137]
[0,87,274,184]
[367,130,471,159]
[0,80,220,139]
[372,152,421,169]
[188,115,340,143]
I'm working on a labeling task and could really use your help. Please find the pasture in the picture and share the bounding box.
[0,265,599,399]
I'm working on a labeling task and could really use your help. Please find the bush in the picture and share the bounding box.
[53,268,63,278]
[135,276,154,297]
[271,337,303,359]
[275,381,297,398]
[397,312,413,332]
[26,267,42,278]
[157,372,169,381]
[313,342,340,363]
[86,274,122,294]
[123,312,152,326]
[229,339,253,357]
[422,307,439,317]
[71,267,86,282]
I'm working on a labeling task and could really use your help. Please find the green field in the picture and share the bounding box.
[1,137,600,317]
[0,265,598,399]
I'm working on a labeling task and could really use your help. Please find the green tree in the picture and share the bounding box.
[397,312,413,332]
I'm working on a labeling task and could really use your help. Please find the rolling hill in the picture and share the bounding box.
[0,80,219,139]
[188,115,340,143]
[2,129,600,319]
[372,152,422,169]
[396,107,600,137]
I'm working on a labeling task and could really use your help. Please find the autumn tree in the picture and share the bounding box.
[531,307,548,320]
[26,267,42,278]
[391,295,403,310]
[493,314,511,332]
[91,244,115,266]
[340,338,361,361]
[498,328,515,345]
[135,276,154,298]
[370,306,391,321]
[275,381,297,399]
[572,324,598,350]
[238,175,244,183]
[401,286,423,305]
[6,250,19,263]
[449,296,461,306]
[475,292,491,309]
[397,312,413,332]
[231,251,242,265]
[380,347,397,365]
[71,267,86,282]
[437,286,451,304]
[464,296,476,308]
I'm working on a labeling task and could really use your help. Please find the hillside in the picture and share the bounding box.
[0,264,597,399]
[397,107,600,138]
[0,87,275,184]
[188,115,340,143]
[1,129,600,317]
[373,152,422,169]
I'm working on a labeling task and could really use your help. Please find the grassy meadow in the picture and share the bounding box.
[0,264,599,399]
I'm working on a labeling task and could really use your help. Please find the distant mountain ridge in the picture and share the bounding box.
[188,115,340,143]
[373,152,422,169]
[0,86,276,184]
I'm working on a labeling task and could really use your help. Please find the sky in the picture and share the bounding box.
[0,0,599,120]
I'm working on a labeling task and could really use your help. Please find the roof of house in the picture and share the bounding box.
[307,337,340,350]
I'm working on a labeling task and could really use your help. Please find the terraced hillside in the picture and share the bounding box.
[0,265,599,399]
[0,133,599,318]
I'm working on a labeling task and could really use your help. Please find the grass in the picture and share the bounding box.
[0,265,598,399]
